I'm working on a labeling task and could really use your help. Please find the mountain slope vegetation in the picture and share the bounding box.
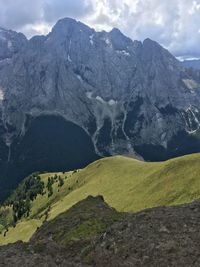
[1,153,200,245]
[1,195,200,266]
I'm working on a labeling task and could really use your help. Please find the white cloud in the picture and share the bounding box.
[83,0,200,58]
[43,0,92,23]
[0,0,200,58]
[0,0,91,37]
[0,0,43,30]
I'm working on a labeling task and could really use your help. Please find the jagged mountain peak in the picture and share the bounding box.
[142,37,176,58]
[141,37,179,72]
[107,27,133,51]
[0,27,27,60]
[49,18,134,52]
[109,27,122,34]
[51,17,94,37]
[143,37,157,45]
[109,27,129,39]
[0,26,27,41]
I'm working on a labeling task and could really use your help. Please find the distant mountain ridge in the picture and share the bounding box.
[181,59,200,70]
[0,17,200,199]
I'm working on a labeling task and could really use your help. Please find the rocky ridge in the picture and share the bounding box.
[1,196,200,266]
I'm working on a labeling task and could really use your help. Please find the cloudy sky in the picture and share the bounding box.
[0,0,200,59]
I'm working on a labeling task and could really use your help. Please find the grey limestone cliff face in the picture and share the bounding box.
[0,18,200,197]
[0,27,27,61]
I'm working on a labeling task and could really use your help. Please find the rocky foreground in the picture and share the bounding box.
[0,196,200,266]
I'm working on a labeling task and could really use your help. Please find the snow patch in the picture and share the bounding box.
[116,50,130,56]
[87,93,117,106]
[182,79,199,90]
[103,37,112,48]
[89,34,94,45]
[86,92,93,99]
[0,88,4,100]
[108,99,117,106]
[190,109,199,124]
[96,96,106,104]
[67,54,72,62]
[76,74,83,83]
[105,38,111,45]
[7,40,12,49]
[185,106,200,133]
[96,96,117,106]
[0,58,11,63]
[67,39,72,62]
[187,129,198,134]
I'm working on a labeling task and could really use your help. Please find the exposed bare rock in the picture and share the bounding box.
[1,196,200,266]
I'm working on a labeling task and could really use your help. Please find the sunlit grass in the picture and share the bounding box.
[1,153,200,245]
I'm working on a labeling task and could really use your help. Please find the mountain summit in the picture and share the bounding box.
[0,18,200,199]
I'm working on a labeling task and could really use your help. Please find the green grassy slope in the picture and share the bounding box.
[1,153,200,245]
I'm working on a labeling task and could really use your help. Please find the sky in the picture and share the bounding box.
[0,0,200,59]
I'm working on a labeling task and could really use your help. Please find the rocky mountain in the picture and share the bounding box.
[0,27,27,61]
[1,17,200,199]
[1,195,200,266]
